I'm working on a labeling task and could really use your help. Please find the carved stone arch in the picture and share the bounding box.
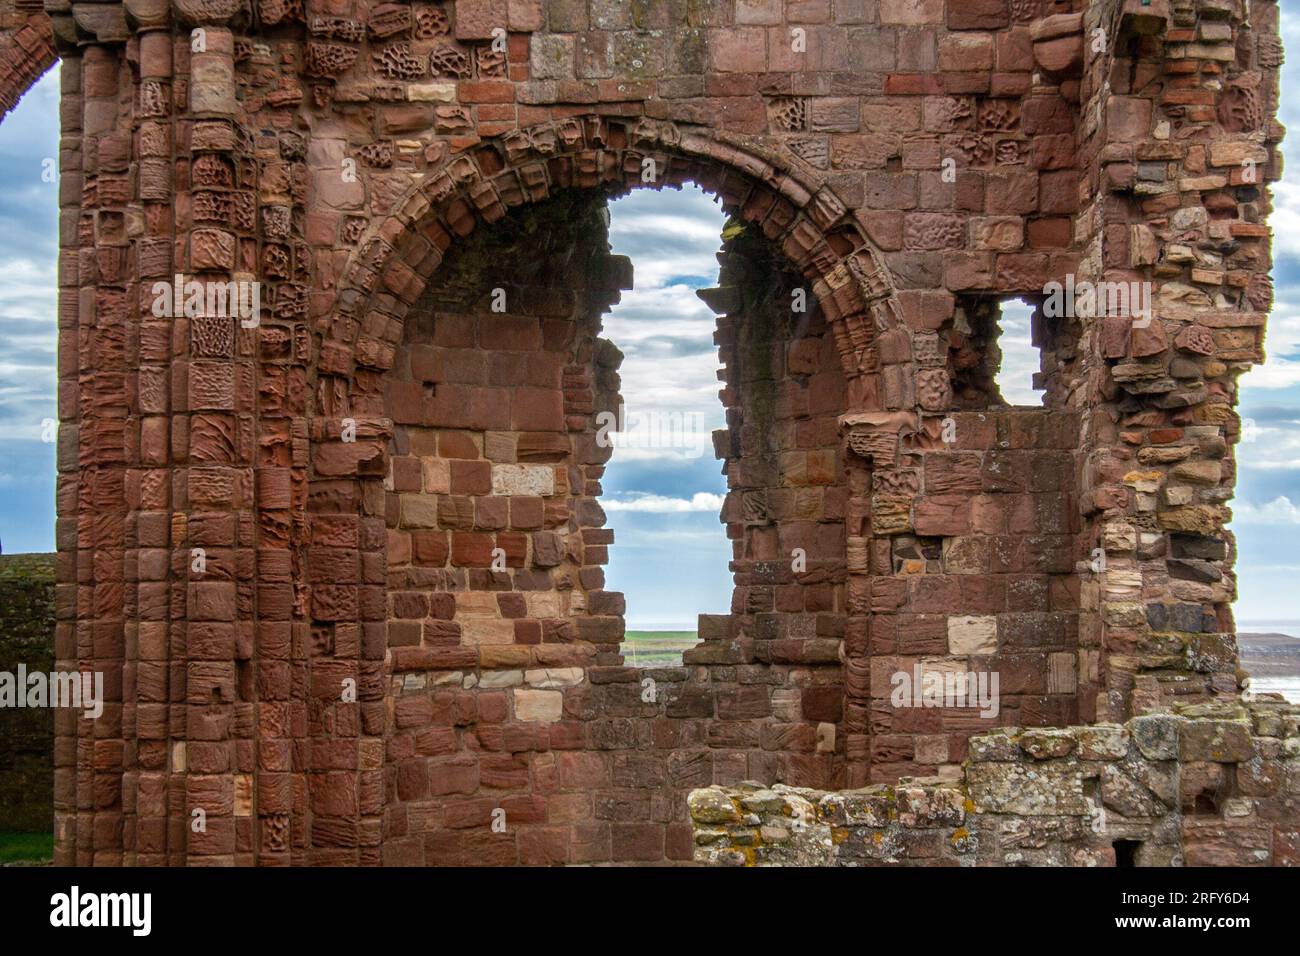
[317,115,908,425]
[0,7,56,120]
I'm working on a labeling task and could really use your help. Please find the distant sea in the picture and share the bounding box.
[1239,620,1300,632]
[1248,677,1300,704]
[1220,621,1300,704]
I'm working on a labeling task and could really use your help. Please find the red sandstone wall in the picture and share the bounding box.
[857,406,1086,783]
[14,0,1283,864]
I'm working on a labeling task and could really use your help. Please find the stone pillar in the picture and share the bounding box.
[50,38,82,868]
[292,0,389,865]
[130,14,180,866]
[1076,0,1283,720]
[79,39,136,866]
[166,0,258,865]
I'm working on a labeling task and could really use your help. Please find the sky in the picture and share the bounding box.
[4,25,1300,630]
[0,68,59,557]
[599,186,733,627]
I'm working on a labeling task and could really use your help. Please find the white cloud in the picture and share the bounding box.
[1235,292,1300,393]
[600,186,729,468]
[1230,496,1300,524]
[607,445,717,464]
[1271,180,1300,261]
[1236,420,1300,465]
[602,283,718,342]
[1240,356,1300,390]
[602,492,725,513]
[0,71,58,443]
[611,209,722,241]
[1269,11,1300,257]
[608,358,723,424]
[617,530,726,545]
[995,299,1044,406]
[1241,7,1300,447]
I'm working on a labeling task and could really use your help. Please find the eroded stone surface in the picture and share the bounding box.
[692,701,1300,866]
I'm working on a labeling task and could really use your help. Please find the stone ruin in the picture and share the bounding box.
[0,0,1294,865]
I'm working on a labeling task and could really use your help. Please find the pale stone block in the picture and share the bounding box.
[456,592,498,616]
[525,591,561,618]
[514,688,563,722]
[886,657,972,702]
[480,669,523,688]
[1103,568,1142,590]
[970,216,1024,252]
[1179,175,1227,191]
[530,35,574,80]
[190,54,237,114]
[1199,21,1232,42]
[1102,521,1137,551]
[1184,42,1236,62]
[815,722,835,753]
[1223,797,1254,818]
[947,615,997,655]
[492,463,555,496]
[771,688,801,721]
[461,618,514,645]
[1208,140,1268,168]
[918,657,971,680]
[1047,652,1077,694]
[308,138,364,209]
[234,774,253,817]
[408,82,457,101]
[1172,460,1221,485]
[422,457,450,493]
[525,667,584,689]
[1103,602,1146,627]
[934,765,963,784]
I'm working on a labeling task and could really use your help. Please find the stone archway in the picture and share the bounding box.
[291,116,900,864]
[325,116,905,412]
